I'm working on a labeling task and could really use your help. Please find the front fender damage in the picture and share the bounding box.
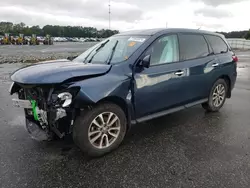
[9,82,21,95]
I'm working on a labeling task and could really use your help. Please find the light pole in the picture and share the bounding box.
[108,0,111,30]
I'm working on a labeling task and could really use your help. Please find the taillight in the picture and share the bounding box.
[232,55,238,63]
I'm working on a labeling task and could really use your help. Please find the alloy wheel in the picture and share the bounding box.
[212,84,226,107]
[88,112,121,149]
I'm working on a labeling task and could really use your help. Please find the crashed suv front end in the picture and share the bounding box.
[10,82,80,141]
[9,59,113,141]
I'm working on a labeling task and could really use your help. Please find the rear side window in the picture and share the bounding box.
[178,34,209,61]
[205,35,228,54]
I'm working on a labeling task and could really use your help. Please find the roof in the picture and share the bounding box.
[116,28,165,36]
[116,28,219,36]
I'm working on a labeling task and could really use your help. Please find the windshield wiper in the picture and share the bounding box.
[84,40,110,63]
[106,40,119,64]
[207,52,215,56]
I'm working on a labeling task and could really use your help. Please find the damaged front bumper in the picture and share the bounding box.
[26,118,51,141]
[13,98,70,141]
[10,83,78,141]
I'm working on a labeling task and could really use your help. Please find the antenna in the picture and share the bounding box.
[108,0,111,30]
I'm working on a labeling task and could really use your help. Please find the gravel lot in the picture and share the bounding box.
[0,42,97,63]
[0,47,249,188]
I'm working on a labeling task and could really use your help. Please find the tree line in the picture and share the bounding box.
[1,21,250,39]
[217,30,250,39]
[0,22,119,38]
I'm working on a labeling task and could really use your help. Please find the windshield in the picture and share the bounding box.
[73,35,149,64]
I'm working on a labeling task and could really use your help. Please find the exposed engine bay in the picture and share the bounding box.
[11,84,78,141]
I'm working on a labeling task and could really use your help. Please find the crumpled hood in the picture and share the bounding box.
[10,60,112,84]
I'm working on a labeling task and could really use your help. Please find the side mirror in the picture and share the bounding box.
[67,55,78,61]
[139,55,151,68]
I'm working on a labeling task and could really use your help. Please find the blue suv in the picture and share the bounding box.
[10,28,237,157]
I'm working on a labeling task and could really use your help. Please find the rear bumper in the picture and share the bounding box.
[227,71,237,98]
[231,72,237,91]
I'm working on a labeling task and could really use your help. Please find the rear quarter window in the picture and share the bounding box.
[205,35,228,54]
[178,34,209,61]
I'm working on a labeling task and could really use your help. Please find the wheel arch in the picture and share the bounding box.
[218,75,231,98]
[97,96,132,129]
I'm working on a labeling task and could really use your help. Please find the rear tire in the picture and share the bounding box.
[73,103,127,157]
[202,79,228,112]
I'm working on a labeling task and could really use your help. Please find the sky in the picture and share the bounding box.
[1,0,250,32]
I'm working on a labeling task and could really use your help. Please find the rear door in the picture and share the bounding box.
[177,33,220,100]
[204,35,237,89]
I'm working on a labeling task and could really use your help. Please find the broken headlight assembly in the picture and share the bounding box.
[54,87,80,108]
[58,92,72,107]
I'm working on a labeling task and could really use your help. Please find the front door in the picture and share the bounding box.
[134,34,188,118]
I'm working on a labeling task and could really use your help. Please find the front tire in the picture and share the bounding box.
[202,79,228,112]
[73,103,127,157]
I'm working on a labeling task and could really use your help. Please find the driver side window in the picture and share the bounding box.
[145,34,179,65]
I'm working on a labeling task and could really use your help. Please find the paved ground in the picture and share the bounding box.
[0,51,249,188]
